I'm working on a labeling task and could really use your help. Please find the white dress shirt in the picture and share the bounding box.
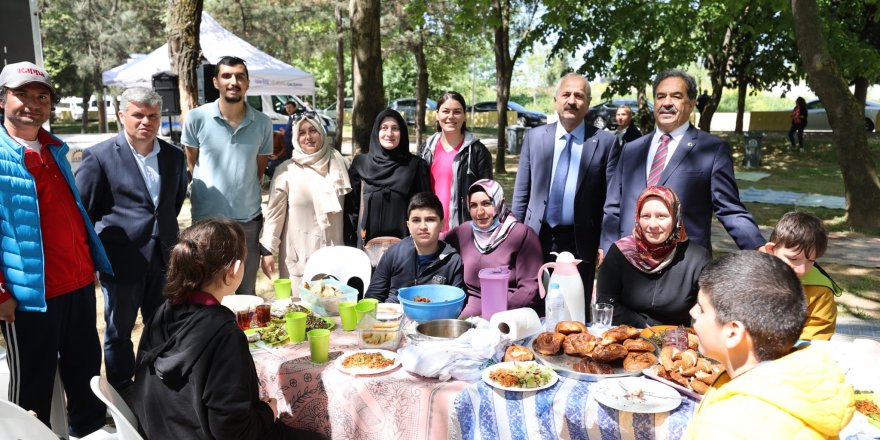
[126,136,162,207]
[645,122,690,181]
[549,121,586,226]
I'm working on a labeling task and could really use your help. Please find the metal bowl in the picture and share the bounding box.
[415,319,475,340]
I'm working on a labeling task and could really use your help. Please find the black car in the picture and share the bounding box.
[587,99,654,131]
[469,101,547,127]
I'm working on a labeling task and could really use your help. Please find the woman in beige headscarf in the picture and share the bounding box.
[260,113,352,286]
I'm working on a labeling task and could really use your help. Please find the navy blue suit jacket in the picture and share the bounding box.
[511,122,620,264]
[76,132,188,281]
[601,125,764,253]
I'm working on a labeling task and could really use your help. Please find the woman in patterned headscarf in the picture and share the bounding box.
[596,186,711,327]
[259,114,351,286]
[445,179,544,317]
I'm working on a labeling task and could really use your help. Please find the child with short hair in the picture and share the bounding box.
[683,251,853,439]
[133,219,297,439]
[364,192,465,303]
[763,211,840,340]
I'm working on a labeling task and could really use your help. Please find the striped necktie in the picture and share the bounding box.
[647,133,672,187]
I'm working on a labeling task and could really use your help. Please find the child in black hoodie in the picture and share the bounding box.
[133,219,303,439]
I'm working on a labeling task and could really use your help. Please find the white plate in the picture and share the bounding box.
[593,376,683,413]
[335,349,401,375]
[642,368,703,400]
[481,361,559,392]
[220,295,264,312]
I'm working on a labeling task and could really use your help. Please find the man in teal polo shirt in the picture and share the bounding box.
[183,56,272,295]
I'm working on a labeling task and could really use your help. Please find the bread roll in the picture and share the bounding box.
[622,338,655,352]
[503,345,534,362]
[591,343,628,362]
[573,359,615,375]
[623,351,658,372]
[533,332,566,355]
[562,333,596,357]
[555,321,588,335]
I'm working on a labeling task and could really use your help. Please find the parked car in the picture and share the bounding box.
[803,99,879,132]
[468,101,547,127]
[587,98,654,130]
[322,97,352,120]
[389,97,437,125]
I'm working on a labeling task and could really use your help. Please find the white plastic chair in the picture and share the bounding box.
[89,376,143,440]
[302,246,372,296]
[0,347,8,401]
[0,399,58,439]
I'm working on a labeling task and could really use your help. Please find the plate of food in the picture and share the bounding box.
[530,322,659,381]
[855,391,880,429]
[593,376,683,413]
[245,320,289,347]
[642,346,725,399]
[335,349,400,375]
[482,361,559,392]
[640,325,700,351]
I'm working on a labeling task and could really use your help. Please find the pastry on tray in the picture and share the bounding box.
[562,333,597,357]
[533,332,566,355]
[572,359,615,375]
[555,321,588,335]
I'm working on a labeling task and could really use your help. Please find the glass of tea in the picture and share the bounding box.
[255,303,272,328]
[236,307,254,330]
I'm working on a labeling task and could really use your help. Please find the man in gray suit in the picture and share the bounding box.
[511,73,620,309]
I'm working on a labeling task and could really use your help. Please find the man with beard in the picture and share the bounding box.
[511,73,620,311]
[182,56,272,295]
[601,70,764,257]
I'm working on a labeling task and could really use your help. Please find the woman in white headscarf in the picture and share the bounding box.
[260,113,352,286]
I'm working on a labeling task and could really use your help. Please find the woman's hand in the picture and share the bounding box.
[262,397,279,419]
[261,255,276,279]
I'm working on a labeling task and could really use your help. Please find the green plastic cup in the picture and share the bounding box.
[274,279,292,299]
[358,298,379,307]
[285,311,307,343]
[307,329,331,363]
[338,302,359,331]
[355,301,376,322]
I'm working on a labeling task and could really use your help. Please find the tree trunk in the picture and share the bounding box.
[79,78,92,134]
[734,71,747,134]
[699,23,735,132]
[334,5,345,152]
[349,0,385,154]
[168,0,203,122]
[96,86,107,134]
[411,31,429,149]
[492,0,511,175]
[637,90,652,133]
[792,0,880,228]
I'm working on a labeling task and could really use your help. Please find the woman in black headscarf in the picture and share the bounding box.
[345,109,431,248]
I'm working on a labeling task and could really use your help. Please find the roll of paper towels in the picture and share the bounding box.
[489,308,543,341]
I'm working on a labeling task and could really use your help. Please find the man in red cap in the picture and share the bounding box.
[0,61,112,437]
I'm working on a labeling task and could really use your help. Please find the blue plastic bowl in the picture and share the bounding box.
[397,285,466,322]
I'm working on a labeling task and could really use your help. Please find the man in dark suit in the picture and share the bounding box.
[614,105,641,145]
[601,70,764,258]
[75,87,188,394]
[512,73,620,308]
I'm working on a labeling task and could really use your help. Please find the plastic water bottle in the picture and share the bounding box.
[545,283,570,331]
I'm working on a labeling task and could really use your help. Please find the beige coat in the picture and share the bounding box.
[260,158,347,287]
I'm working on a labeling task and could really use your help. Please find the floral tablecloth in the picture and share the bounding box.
[251,325,468,440]
[449,377,697,440]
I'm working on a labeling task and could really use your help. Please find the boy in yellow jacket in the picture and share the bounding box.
[762,211,840,340]
[684,251,853,439]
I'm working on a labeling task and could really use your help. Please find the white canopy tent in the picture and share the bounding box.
[102,12,314,96]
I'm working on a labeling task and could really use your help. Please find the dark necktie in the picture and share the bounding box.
[547,133,573,227]
[647,133,672,187]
